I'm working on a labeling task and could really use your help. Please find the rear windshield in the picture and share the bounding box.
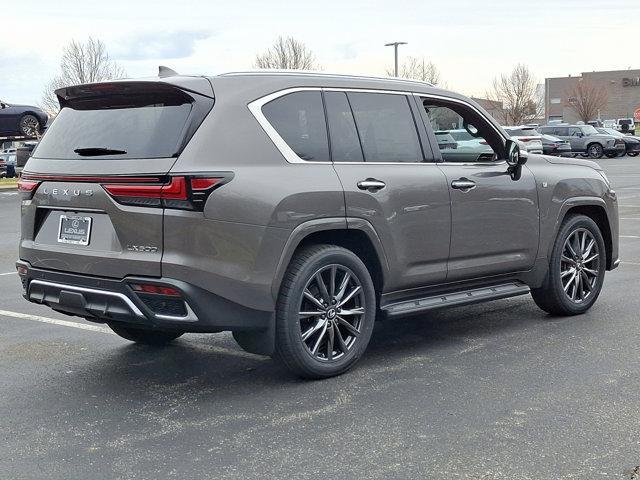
[506,128,539,136]
[619,119,633,125]
[35,85,200,160]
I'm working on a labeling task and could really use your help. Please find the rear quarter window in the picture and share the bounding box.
[262,91,329,162]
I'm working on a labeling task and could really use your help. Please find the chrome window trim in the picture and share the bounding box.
[28,279,145,318]
[248,87,328,164]
[247,86,509,166]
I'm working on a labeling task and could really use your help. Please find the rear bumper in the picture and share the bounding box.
[16,261,274,334]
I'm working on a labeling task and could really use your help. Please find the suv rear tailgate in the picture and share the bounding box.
[20,80,214,279]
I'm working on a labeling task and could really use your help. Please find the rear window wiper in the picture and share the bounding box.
[73,147,127,156]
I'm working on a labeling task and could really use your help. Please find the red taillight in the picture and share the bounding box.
[190,178,221,190]
[130,283,181,296]
[102,176,188,200]
[18,179,40,192]
[19,173,228,211]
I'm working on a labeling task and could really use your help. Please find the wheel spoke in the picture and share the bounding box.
[564,271,577,292]
[338,307,365,316]
[326,322,335,361]
[329,265,337,299]
[561,267,575,279]
[575,272,583,301]
[337,316,360,337]
[335,272,351,302]
[581,271,592,292]
[580,231,587,254]
[561,255,575,265]
[583,267,598,277]
[582,239,596,259]
[565,240,578,258]
[311,322,328,354]
[299,310,324,318]
[333,323,348,353]
[304,288,325,309]
[584,253,599,264]
[338,286,362,307]
[301,319,326,342]
[315,273,330,304]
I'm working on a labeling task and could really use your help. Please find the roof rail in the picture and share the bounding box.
[217,70,435,87]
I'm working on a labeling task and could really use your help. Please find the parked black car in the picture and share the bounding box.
[596,127,640,157]
[0,101,48,138]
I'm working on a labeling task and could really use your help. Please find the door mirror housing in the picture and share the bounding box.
[505,139,527,167]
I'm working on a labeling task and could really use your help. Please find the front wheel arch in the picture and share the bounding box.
[555,204,612,269]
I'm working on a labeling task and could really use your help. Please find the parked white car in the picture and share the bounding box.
[503,126,544,154]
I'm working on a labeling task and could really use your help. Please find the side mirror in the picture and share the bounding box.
[505,139,526,167]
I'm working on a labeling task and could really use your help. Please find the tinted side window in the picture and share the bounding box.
[555,127,569,136]
[347,92,422,163]
[262,91,329,162]
[324,91,364,162]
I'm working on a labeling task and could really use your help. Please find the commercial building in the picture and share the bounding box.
[545,69,640,124]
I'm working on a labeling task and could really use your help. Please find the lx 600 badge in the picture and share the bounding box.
[126,245,159,253]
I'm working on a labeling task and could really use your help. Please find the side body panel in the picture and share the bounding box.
[334,163,451,292]
[437,162,540,281]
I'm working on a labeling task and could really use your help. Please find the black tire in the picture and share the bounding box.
[531,214,606,316]
[274,244,376,379]
[587,143,604,159]
[628,152,638,157]
[108,323,183,345]
[18,114,41,137]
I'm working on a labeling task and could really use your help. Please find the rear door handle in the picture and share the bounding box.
[357,178,386,192]
[451,179,476,191]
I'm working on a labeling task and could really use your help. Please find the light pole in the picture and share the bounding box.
[385,42,407,77]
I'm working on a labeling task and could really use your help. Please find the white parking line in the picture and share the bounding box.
[0,309,266,360]
[0,309,112,333]
[0,271,16,276]
[621,235,640,239]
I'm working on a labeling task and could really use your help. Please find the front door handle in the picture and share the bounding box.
[451,178,476,191]
[357,178,386,192]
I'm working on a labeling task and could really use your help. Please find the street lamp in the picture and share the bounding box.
[385,42,407,77]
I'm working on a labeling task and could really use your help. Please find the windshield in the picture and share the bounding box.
[34,87,197,160]
[581,125,598,135]
[619,119,633,125]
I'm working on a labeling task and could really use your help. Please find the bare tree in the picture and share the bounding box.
[565,80,609,123]
[41,37,126,114]
[386,56,441,85]
[254,36,318,70]
[486,64,542,125]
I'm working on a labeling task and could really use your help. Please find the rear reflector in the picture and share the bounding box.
[130,283,181,297]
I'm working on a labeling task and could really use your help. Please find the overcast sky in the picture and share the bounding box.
[2,0,638,105]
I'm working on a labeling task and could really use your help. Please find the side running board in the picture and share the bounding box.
[382,281,530,318]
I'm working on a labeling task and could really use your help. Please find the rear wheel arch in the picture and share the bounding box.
[272,219,388,301]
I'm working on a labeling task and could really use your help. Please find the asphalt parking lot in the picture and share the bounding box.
[2,157,640,480]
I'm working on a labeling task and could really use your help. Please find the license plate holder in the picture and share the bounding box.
[58,215,92,245]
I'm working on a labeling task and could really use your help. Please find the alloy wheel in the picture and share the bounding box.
[560,228,600,303]
[588,144,603,158]
[20,116,39,136]
[298,264,365,362]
